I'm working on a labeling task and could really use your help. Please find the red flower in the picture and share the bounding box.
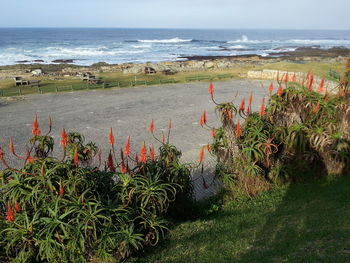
[268,83,274,94]
[318,77,325,93]
[168,120,172,131]
[150,119,155,134]
[248,93,253,115]
[107,152,115,172]
[108,128,115,147]
[235,119,241,138]
[73,147,79,167]
[32,115,41,136]
[0,147,4,160]
[199,114,204,127]
[59,184,65,198]
[308,75,314,91]
[313,102,320,113]
[60,128,68,148]
[6,201,15,222]
[277,84,284,96]
[150,144,156,161]
[199,146,205,163]
[124,136,131,157]
[206,143,211,152]
[259,97,266,116]
[239,98,245,112]
[208,82,214,96]
[284,72,289,83]
[9,137,15,155]
[211,128,216,138]
[14,201,21,213]
[140,141,147,164]
[203,111,207,124]
[135,153,139,164]
[120,161,127,173]
[25,151,34,164]
[292,73,297,82]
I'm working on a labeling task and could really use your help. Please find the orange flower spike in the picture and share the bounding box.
[32,115,41,136]
[277,84,284,96]
[239,98,245,111]
[150,119,155,134]
[268,83,274,94]
[318,77,325,93]
[120,161,127,173]
[108,128,115,147]
[313,102,320,113]
[59,184,65,198]
[206,143,211,152]
[0,147,5,160]
[14,201,21,213]
[199,114,204,127]
[107,152,115,171]
[9,137,15,155]
[292,73,297,82]
[73,147,79,167]
[168,119,172,131]
[259,97,266,116]
[199,146,205,163]
[162,131,165,144]
[140,141,147,163]
[6,201,15,222]
[236,119,241,138]
[308,75,314,91]
[208,82,214,96]
[124,136,131,157]
[284,72,289,83]
[150,144,156,161]
[135,153,139,164]
[25,152,34,164]
[60,128,68,148]
[211,127,216,138]
[203,111,207,124]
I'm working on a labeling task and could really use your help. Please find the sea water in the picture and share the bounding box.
[0,28,349,66]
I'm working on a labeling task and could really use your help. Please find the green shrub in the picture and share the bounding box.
[0,119,193,262]
[204,68,350,196]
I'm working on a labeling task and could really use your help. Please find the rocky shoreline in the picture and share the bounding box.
[0,47,349,80]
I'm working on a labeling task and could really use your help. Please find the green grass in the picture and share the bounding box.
[0,60,345,97]
[128,176,350,263]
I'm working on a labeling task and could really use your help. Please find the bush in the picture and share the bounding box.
[203,66,350,196]
[0,119,193,262]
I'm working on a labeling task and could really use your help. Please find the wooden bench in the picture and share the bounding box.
[14,77,29,86]
[30,80,41,88]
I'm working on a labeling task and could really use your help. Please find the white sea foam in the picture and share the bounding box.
[229,45,247,49]
[138,37,192,43]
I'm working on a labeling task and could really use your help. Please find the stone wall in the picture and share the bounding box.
[247,69,338,91]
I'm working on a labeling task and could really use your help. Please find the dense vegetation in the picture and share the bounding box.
[0,119,192,262]
[206,68,350,196]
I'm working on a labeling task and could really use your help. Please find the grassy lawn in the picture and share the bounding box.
[0,60,344,97]
[128,176,350,263]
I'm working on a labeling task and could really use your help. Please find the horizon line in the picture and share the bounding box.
[0,26,350,31]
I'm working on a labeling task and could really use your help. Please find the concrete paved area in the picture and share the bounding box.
[0,80,268,199]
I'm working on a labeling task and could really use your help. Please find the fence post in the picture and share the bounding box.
[18,88,22,96]
[71,85,73,91]
[55,86,58,93]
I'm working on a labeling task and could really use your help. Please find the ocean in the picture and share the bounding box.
[0,28,350,66]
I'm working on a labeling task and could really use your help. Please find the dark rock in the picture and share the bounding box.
[52,59,75,64]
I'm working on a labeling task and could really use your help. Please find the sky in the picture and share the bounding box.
[0,0,349,30]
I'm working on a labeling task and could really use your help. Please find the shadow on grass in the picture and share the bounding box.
[129,176,350,263]
[235,176,350,263]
